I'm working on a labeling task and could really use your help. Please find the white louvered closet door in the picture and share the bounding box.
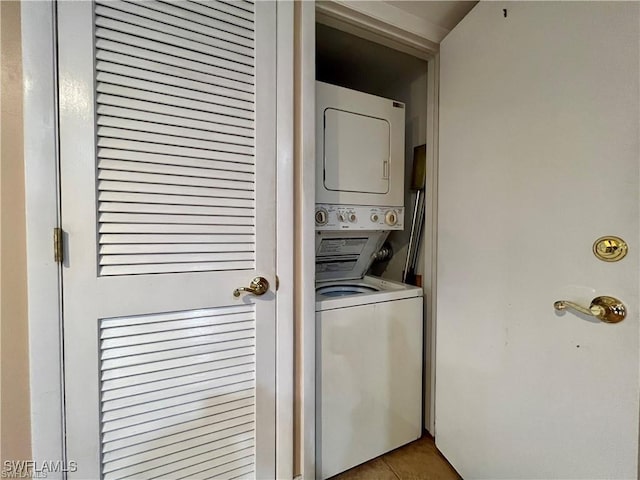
[57,1,276,478]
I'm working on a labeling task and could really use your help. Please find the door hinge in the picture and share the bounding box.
[53,227,64,263]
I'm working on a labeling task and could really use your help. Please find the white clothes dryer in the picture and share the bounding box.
[315,81,406,231]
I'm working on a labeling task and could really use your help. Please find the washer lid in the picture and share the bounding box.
[315,230,389,282]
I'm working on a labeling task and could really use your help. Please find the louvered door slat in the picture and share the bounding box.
[99,190,254,206]
[102,412,255,455]
[98,83,252,119]
[99,234,255,245]
[134,0,254,42]
[100,251,253,266]
[96,68,253,113]
[101,356,256,396]
[219,0,255,13]
[102,416,255,463]
[98,151,254,172]
[96,1,254,56]
[98,212,254,225]
[103,391,255,434]
[96,29,254,81]
[98,184,254,202]
[95,4,253,60]
[102,377,255,416]
[196,0,255,22]
[99,223,254,234]
[95,39,253,91]
[98,138,254,165]
[97,127,253,156]
[101,262,253,276]
[102,304,253,326]
[167,0,254,31]
[96,53,254,104]
[104,437,255,479]
[101,332,255,360]
[169,452,255,480]
[100,243,253,255]
[99,169,253,188]
[97,117,253,147]
[103,402,255,444]
[96,102,253,137]
[104,448,254,480]
[101,314,254,338]
[103,312,253,334]
[97,105,254,138]
[95,14,253,69]
[99,202,253,217]
[96,79,253,119]
[102,342,256,372]
[103,429,254,474]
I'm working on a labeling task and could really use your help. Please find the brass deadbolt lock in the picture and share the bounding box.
[593,236,628,262]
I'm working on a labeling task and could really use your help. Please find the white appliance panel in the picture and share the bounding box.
[317,295,423,479]
[323,109,390,195]
[315,231,388,283]
[316,81,405,208]
[315,204,404,231]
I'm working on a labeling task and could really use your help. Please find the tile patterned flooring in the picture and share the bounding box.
[330,435,461,480]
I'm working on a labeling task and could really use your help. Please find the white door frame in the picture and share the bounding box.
[22,2,294,478]
[298,3,440,478]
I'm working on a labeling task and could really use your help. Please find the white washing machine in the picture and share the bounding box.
[316,276,423,480]
[315,234,423,480]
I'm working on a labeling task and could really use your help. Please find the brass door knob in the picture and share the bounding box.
[553,296,626,323]
[233,276,269,297]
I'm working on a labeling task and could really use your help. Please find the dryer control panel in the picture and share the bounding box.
[315,204,404,231]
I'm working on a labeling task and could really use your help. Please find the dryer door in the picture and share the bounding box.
[323,108,390,195]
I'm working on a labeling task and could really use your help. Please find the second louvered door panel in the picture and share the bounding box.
[58,1,277,478]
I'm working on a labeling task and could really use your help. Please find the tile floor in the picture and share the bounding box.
[330,435,461,480]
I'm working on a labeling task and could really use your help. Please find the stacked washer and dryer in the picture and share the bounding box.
[315,82,423,479]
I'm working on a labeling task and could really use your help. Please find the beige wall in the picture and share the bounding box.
[1,0,32,462]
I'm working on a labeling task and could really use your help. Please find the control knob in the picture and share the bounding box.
[315,208,328,226]
[385,210,398,226]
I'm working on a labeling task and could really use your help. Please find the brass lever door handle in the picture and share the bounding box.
[233,276,269,298]
[553,296,626,323]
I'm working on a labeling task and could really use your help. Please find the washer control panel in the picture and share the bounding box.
[315,204,404,230]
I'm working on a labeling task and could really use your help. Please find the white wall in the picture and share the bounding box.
[0,0,32,462]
